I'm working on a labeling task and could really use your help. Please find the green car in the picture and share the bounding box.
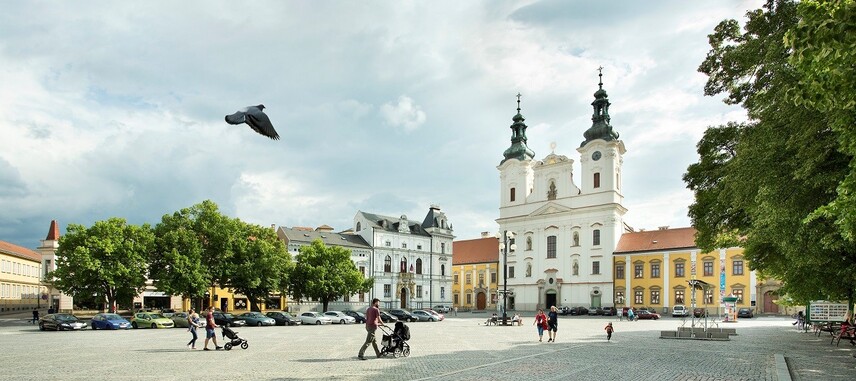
[132,312,175,329]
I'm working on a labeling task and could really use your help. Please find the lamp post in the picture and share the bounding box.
[497,230,516,325]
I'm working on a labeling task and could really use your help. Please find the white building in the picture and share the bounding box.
[496,75,627,311]
[353,205,454,310]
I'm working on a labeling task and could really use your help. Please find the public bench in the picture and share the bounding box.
[832,325,856,346]
[813,321,840,337]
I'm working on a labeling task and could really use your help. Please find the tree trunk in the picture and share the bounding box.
[250,298,261,312]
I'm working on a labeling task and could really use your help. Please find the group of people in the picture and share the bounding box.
[184,306,223,351]
[532,306,616,342]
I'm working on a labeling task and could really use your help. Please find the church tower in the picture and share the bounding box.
[497,94,535,210]
[577,69,626,200]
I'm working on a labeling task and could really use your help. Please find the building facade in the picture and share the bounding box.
[1,239,44,312]
[36,220,73,312]
[353,205,454,310]
[613,227,756,315]
[451,235,500,311]
[497,76,626,311]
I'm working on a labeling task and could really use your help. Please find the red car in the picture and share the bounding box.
[636,310,660,320]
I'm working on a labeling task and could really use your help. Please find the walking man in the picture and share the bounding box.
[358,298,385,360]
[203,306,222,351]
[32,308,39,324]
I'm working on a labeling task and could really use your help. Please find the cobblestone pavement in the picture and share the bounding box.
[1,314,854,380]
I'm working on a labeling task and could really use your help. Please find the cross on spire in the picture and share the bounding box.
[516,93,522,113]
[597,66,603,89]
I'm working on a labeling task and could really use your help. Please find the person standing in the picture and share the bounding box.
[547,306,559,342]
[627,307,635,322]
[605,322,614,341]
[32,308,39,324]
[186,309,200,350]
[358,298,385,360]
[203,306,222,351]
[534,309,548,342]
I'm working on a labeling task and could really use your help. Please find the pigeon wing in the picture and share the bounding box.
[245,109,280,140]
[225,111,247,125]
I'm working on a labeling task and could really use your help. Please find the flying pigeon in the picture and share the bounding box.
[225,104,280,140]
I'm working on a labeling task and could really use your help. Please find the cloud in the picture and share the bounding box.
[380,96,426,132]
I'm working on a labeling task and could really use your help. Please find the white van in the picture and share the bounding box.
[672,305,689,317]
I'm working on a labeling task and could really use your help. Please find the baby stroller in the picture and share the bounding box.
[379,321,410,358]
[221,326,248,350]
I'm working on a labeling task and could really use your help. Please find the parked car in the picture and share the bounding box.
[239,312,276,326]
[160,309,177,318]
[299,311,333,325]
[433,305,451,313]
[342,310,366,324]
[693,308,709,318]
[212,312,247,327]
[378,310,399,323]
[265,311,302,326]
[568,306,589,316]
[39,313,88,331]
[423,309,445,321]
[601,307,617,316]
[672,305,689,317]
[410,310,436,322]
[587,307,602,316]
[324,311,356,324]
[132,312,174,329]
[636,310,660,320]
[170,312,191,328]
[737,308,754,318]
[90,313,131,330]
[388,309,418,322]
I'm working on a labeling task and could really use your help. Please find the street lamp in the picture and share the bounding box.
[497,230,516,325]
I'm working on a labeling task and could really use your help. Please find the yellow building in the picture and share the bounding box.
[452,235,500,311]
[613,227,754,315]
[0,239,45,312]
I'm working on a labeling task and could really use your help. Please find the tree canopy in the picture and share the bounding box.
[289,239,372,312]
[226,221,292,311]
[685,0,856,304]
[49,218,154,311]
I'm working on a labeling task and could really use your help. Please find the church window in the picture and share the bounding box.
[384,256,391,273]
[526,236,532,251]
[441,264,445,276]
[509,266,515,278]
[593,229,601,246]
[510,187,516,202]
[402,242,407,249]
[415,259,423,274]
[400,258,408,273]
[356,222,361,231]
[572,232,579,246]
[441,242,445,254]
[547,181,557,200]
[594,172,601,188]
[547,236,557,258]
[592,261,600,275]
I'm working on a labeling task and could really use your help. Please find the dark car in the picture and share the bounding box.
[601,307,617,316]
[39,313,88,331]
[388,309,418,322]
[737,308,754,318]
[587,307,603,316]
[636,310,660,320]
[379,310,399,323]
[265,311,301,326]
[343,310,367,323]
[569,306,589,316]
[212,312,247,327]
[693,308,708,318]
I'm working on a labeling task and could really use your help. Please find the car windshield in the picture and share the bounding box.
[224,314,235,319]
[150,314,165,319]
[55,314,77,321]
[103,314,123,320]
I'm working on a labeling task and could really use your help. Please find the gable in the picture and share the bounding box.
[528,202,573,217]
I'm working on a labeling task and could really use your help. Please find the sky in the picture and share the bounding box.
[0,0,763,248]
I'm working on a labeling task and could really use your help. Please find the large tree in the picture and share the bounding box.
[289,239,372,312]
[150,205,212,305]
[226,221,292,312]
[49,218,154,311]
[685,0,856,304]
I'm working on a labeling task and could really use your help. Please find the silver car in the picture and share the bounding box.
[299,312,333,325]
[323,311,356,324]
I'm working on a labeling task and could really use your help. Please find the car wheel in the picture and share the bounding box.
[132,322,138,329]
[257,322,262,327]
[91,324,97,330]
[316,320,321,325]
[340,319,345,324]
[38,323,45,331]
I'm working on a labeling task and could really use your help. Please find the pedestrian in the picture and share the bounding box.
[203,306,222,351]
[547,306,559,342]
[186,309,200,350]
[454,306,457,316]
[48,306,54,315]
[32,308,39,324]
[627,307,635,321]
[358,298,385,360]
[534,309,549,342]
[605,322,614,341]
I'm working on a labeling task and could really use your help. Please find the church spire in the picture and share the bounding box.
[501,93,535,164]
[581,67,620,147]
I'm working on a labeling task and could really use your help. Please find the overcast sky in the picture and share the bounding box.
[0,1,762,248]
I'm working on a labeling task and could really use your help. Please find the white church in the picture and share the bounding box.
[497,73,627,311]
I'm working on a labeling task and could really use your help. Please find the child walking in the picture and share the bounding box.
[605,322,614,341]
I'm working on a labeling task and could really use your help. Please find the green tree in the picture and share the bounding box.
[289,239,372,312]
[150,206,211,305]
[226,220,292,312]
[49,218,154,311]
[686,0,856,304]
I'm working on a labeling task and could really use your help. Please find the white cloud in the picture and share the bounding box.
[380,96,426,132]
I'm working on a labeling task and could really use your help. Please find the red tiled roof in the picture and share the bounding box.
[614,227,697,254]
[453,237,499,265]
[45,220,60,240]
[0,240,41,262]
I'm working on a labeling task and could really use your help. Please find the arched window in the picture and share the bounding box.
[400,258,408,273]
[526,236,532,251]
[510,187,516,202]
[415,258,423,274]
[594,172,601,188]
[441,264,445,276]
[384,256,391,273]
[356,222,361,231]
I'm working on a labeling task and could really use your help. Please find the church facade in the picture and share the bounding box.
[496,74,627,312]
